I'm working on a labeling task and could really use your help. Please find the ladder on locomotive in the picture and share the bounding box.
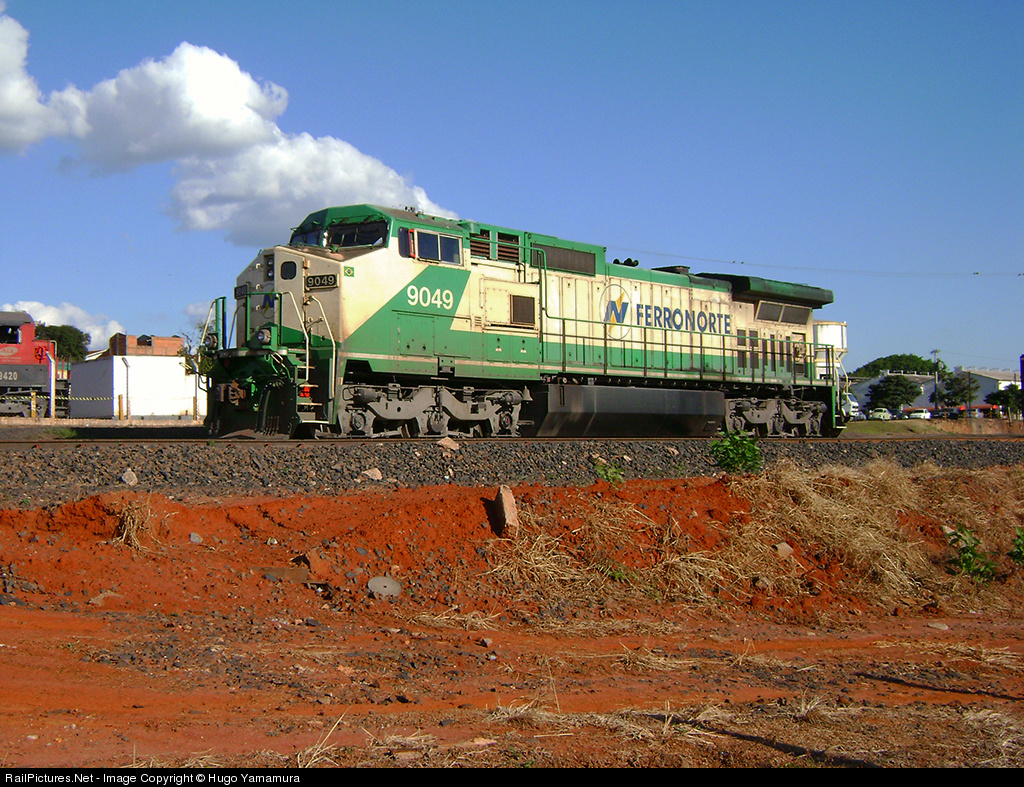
[290,348,329,428]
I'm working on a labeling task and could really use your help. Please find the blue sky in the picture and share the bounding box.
[1,0,1020,373]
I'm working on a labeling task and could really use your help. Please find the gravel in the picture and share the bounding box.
[2,433,1024,508]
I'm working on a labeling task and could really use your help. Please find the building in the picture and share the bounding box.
[952,367,1021,404]
[850,372,932,411]
[850,367,1020,413]
[69,333,205,420]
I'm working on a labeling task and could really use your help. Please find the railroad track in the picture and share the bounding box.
[3,429,1023,512]
[1,432,1023,451]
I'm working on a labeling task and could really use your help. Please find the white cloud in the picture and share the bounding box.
[184,301,214,324]
[2,301,124,350]
[0,8,84,150]
[0,6,451,244]
[171,134,453,246]
[76,42,287,172]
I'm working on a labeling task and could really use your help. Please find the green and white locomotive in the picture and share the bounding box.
[200,204,843,438]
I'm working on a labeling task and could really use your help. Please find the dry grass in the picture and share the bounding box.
[728,459,933,603]
[489,698,558,725]
[488,702,733,748]
[913,463,1024,567]
[487,494,740,607]
[117,701,1024,769]
[111,498,155,551]
[965,708,1024,767]
[412,607,500,631]
[878,639,1024,671]
[125,749,225,768]
[730,460,1024,609]
[486,461,1024,617]
[362,728,437,755]
[534,618,684,636]
[613,645,695,672]
[485,500,617,601]
[295,715,346,768]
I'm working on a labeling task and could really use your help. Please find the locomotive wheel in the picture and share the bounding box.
[425,409,448,435]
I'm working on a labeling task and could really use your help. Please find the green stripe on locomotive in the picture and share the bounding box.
[341,258,543,379]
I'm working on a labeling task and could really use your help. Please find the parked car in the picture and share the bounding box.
[841,392,861,420]
[868,408,892,421]
[907,409,932,420]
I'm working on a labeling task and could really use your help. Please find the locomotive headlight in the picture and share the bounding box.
[202,333,219,351]
[256,327,273,345]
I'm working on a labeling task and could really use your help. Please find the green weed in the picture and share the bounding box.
[949,526,996,583]
[1008,527,1024,567]
[592,460,624,485]
[708,431,762,474]
[597,560,637,584]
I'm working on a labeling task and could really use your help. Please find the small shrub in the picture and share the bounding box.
[597,559,637,584]
[708,431,762,474]
[1008,527,1024,567]
[948,526,996,583]
[593,460,624,485]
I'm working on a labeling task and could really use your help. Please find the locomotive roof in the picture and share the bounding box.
[289,207,831,307]
[292,205,464,235]
[292,205,602,249]
[696,274,834,308]
[0,311,33,327]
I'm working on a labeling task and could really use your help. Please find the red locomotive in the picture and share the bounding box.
[0,311,58,416]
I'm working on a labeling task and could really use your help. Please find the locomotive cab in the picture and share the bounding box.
[202,207,412,436]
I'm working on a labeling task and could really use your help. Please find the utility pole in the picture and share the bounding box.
[930,349,941,409]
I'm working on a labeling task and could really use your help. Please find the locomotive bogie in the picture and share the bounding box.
[201,205,843,438]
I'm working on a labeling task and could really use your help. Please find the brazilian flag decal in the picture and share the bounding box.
[344,266,355,277]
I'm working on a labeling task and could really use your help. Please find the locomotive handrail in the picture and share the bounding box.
[229,299,241,349]
[532,245,551,364]
[278,291,312,384]
[547,304,740,382]
[198,297,224,361]
[529,242,751,385]
[304,294,337,405]
[219,290,311,357]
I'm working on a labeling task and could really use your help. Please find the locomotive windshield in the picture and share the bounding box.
[289,219,389,249]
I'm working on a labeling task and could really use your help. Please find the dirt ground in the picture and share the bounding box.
[1,477,1023,768]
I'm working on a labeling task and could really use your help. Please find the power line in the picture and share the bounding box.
[605,245,1023,279]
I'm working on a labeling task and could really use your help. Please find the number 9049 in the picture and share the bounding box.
[406,286,454,310]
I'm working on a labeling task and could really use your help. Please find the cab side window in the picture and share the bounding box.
[399,229,462,265]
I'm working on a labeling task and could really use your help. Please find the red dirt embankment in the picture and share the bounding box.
[1,478,1023,767]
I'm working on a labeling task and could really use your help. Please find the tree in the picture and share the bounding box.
[867,375,923,412]
[176,321,215,376]
[851,353,941,378]
[985,384,1022,418]
[34,324,91,363]
[938,372,981,410]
